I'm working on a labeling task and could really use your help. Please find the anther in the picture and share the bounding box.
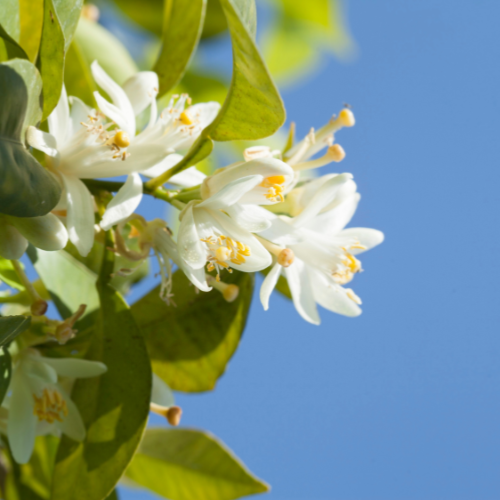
[179,112,192,125]
[328,144,346,162]
[207,275,240,302]
[113,131,130,148]
[338,109,355,127]
[150,402,183,426]
[277,248,294,267]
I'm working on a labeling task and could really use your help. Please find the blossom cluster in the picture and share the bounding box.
[0,63,383,463]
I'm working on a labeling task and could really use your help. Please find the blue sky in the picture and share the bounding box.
[118,1,500,499]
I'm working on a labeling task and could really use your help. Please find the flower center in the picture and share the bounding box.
[332,248,363,285]
[179,111,193,125]
[33,388,68,423]
[261,175,286,202]
[201,235,251,280]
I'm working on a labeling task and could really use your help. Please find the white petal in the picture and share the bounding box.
[336,228,385,255]
[91,61,136,136]
[260,262,281,311]
[307,193,360,235]
[198,175,263,210]
[100,173,143,231]
[292,173,353,228]
[151,373,175,407]
[26,126,58,157]
[94,92,135,138]
[168,166,207,187]
[177,204,206,269]
[285,260,320,325]
[48,85,70,146]
[141,154,183,179]
[41,357,107,378]
[186,102,220,129]
[9,213,68,251]
[62,175,95,257]
[225,204,272,233]
[179,262,211,292]
[8,372,37,464]
[69,96,92,135]
[310,269,362,317]
[60,394,86,441]
[122,71,159,116]
[0,219,27,259]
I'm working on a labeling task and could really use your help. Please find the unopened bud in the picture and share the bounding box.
[338,109,355,127]
[277,248,294,267]
[166,406,183,426]
[31,299,48,316]
[222,284,239,303]
[328,144,346,162]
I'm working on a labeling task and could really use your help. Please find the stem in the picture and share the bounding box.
[98,229,116,287]
[10,260,41,304]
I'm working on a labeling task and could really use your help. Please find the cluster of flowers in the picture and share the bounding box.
[0,62,383,463]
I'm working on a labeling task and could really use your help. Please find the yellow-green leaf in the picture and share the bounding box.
[131,270,253,392]
[126,428,269,500]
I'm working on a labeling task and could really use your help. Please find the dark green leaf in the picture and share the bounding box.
[205,0,285,141]
[202,0,227,38]
[0,24,28,61]
[0,60,62,217]
[38,0,83,119]
[154,0,206,97]
[74,17,137,86]
[110,0,163,35]
[63,40,96,106]
[105,490,119,500]
[0,315,31,347]
[0,347,12,405]
[132,269,253,392]
[126,428,269,500]
[51,277,151,499]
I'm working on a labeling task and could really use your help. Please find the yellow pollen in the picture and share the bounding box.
[260,175,286,203]
[350,243,367,250]
[33,388,68,423]
[328,144,346,162]
[332,250,362,284]
[113,130,130,148]
[179,111,192,125]
[201,234,251,279]
[338,108,355,127]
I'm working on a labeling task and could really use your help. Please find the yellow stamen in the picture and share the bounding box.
[150,403,183,426]
[338,108,355,127]
[328,144,346,162]
[277,248,294,267]
[113,130,130,148]
[33,388,68,423]
[201,234,251,279]
[260,175,286,202]
[179,111,192,125]
[346,289,362,304]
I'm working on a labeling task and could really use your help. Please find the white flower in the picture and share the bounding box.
[4,349,107,464]
[177,176,273,280]
[258,173,384,324]
[0,213,68,260]
[201,157,294,233]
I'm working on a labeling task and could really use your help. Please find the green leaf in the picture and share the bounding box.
[51,246,151,500]
[131,270,253,392]
[0,21,29,61]
[206,0,285,141]
[202,0,227,38]
[110,0,163,35]
[105,490,119,500]
[0,347,12,405]
[18,0,44,62]
[74,17,137,86]
[63,39,96,106]
[154,0,206,97]
[126,428,269,500]
[0,0,21,42]
[27,247,99,326]
[0,257,24,290]
[37,0,83,119]
[0,314,31,347]
[0,60,62,217]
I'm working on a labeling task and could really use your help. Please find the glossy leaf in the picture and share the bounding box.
[38,0,83,119]
[0,60,62,217]
[51,245,151,500]
[0,315,31,347]
[126,428,269,500]
[0,347,12,405]
[154,0,206,97]
[132,270,253,392]
[74,17,137,86]
[206,0,285,141]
